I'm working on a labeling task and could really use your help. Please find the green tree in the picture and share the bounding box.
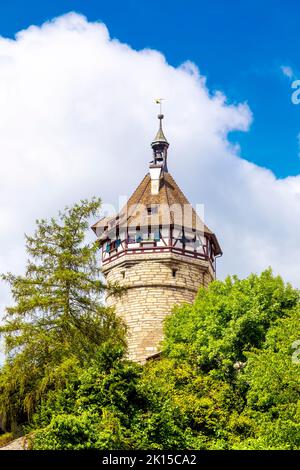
[30,270,300,450]
[0,199,125,432]
[235,312,300,449]
[2,262,299,450]
[163,270,299,380]
[144,269,300,449]
[32,352,143,449]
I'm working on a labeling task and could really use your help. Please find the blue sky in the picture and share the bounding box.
[0,0,299,178]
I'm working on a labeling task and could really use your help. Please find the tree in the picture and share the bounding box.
[32,354,143,450]
[2,259,299,449]
[0,199,126,431]
[235,312,300,449]
[163,270,299,380]
[142,269,300,449]
[28,269,300,450]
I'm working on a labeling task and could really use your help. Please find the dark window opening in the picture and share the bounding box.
[105,238,121,253]
[147,206,158,215]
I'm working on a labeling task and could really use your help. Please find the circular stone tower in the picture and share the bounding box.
[92,114,222,362]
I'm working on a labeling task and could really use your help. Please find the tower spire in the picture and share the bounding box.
[151,101,169,172]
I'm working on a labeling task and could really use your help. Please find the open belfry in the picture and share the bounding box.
[92,111,222,362]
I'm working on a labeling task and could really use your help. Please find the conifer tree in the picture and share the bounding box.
[0,199,125,430]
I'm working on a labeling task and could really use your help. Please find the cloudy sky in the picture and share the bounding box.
[0,5,300,356]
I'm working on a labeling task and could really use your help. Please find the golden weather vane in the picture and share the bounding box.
[155,98,165,115]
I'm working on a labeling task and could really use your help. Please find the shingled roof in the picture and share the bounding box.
[92,171,222,255]
[123,172,211,230]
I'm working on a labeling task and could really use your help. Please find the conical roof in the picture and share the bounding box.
[92,171,222,256]
[152,125,168,144]
[151,114,169,146]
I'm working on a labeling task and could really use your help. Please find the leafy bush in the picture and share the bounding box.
[0,432,13,448]
[2,259,300,449]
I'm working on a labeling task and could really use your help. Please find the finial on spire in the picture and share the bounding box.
[151,99,169,172]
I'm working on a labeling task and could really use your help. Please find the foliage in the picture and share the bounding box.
[163,270,299,377]
[152,270,300,449]
[233,312,300,449]
[32,355,143,449]
[29,270,300,450]
[1,207,299,452]
[0,432,13,448]
[0,199,126,431]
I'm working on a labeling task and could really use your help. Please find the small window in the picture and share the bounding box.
[121,271,125,279]
[135,227,142,242]
[172,269,177,278]
[147,205,158,215]
[154,229,160,241]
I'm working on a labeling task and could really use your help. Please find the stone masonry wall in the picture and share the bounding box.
[103,252,214,362]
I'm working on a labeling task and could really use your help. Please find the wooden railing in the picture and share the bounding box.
[102,238,215,270]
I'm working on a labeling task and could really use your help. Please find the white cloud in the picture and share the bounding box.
[281,65,294,79]
[1,12,300,354]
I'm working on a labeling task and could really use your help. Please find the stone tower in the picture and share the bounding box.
[92,113,222,362]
